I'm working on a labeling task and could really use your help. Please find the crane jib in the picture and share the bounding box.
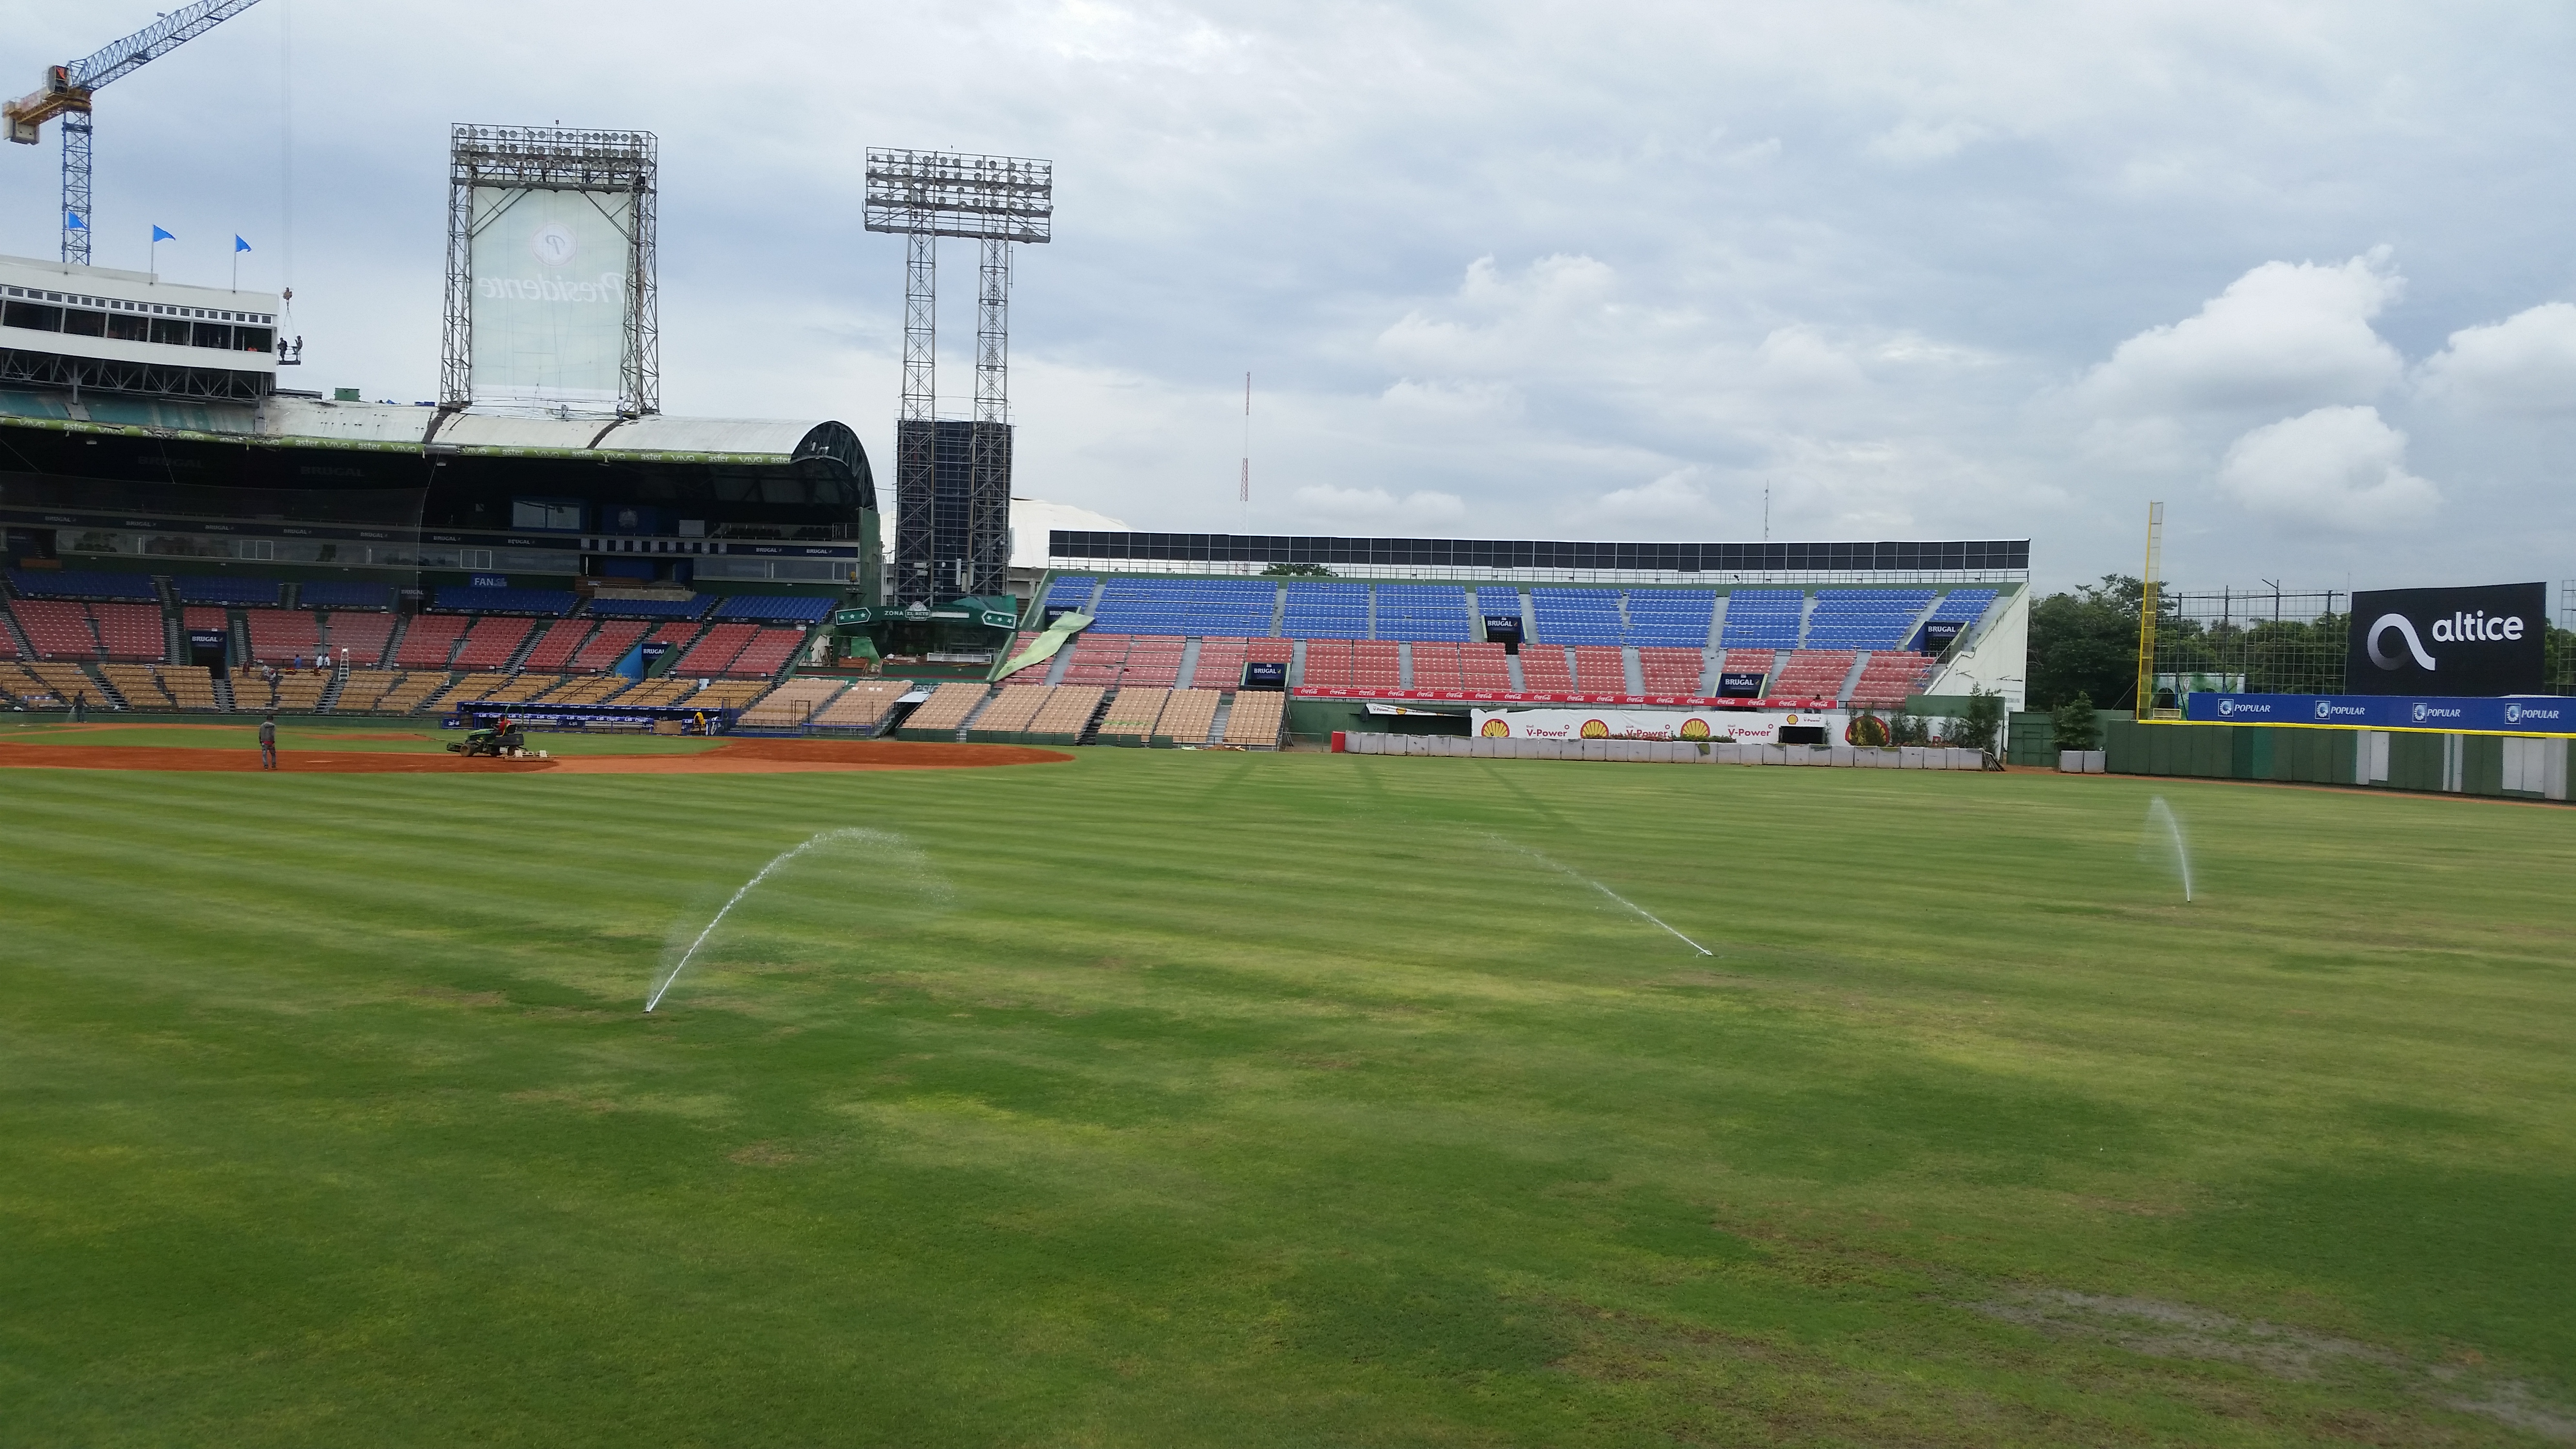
[6,0,265,265]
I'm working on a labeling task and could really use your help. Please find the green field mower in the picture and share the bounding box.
[447,722,528,758]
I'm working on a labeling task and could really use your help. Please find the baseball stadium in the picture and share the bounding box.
[6,28,2575,1449]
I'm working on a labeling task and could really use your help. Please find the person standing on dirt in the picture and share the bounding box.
[258,713,278,771]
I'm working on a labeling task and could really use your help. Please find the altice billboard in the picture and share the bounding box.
[467,187,632,411]
[2345,582,2546,697]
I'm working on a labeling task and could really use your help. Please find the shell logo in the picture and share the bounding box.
[1678,718,1710,740]
[1579,719,1610,739]
[1480,718,1511,737]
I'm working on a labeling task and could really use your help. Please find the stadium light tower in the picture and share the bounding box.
[4,0,267,266]
[863,148,1052,607]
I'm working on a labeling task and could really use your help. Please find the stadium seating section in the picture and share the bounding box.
[297,581,394,611]
[1717,589,1803,649]
[0,563,1999,732]
[394,614,470,669]
[1637,646,1706,694]
[571,620,648,671]
[897,682,990,739]
[1221,689,1286,746]
[430,586,576,616]
[6,568,157,601]
[714,595,834,624]
[245,608,322,662]
[588,595,710,620]
[92,604,168,661]
[812,680,909,731]
[518,619,594,672]
[1770,650,1858,699]
[172,575,282,607]
[324,606,394,665]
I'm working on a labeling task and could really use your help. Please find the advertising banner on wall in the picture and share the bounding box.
[1471,707,1850,743]
[2345,582,2545,696]
[468,186,633,412]
[2185,692,2574,736]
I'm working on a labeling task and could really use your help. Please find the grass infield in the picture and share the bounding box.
[2,749,2570,1446]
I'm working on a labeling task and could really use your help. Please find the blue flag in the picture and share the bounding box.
[234,235,251,253]
[67,212,87,231]
[151,225,175,242]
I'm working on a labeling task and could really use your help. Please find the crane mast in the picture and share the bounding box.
[4,0,266,265]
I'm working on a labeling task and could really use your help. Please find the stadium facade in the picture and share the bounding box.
[0,254,877,600]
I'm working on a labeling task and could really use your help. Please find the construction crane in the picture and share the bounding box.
[5,0,266,267]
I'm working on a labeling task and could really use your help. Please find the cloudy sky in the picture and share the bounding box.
[5,1,2573,592]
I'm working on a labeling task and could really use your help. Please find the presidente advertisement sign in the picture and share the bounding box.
[467,185,635,412]
[1471,707,1850,743]
[2346,582,2546,697]
[2185,692,2575,737]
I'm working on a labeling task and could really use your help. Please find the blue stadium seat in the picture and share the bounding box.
[1801,588,1936,650]
[1622,590,1715,645]
[7,568,158,602]
[431,586,576,616]
[588,595,711,620]
[712,595,834,624]
[1089,577,1277,636]
[1529,587,1627,645]
[1280,581,1368,640]
[172,575,282,606]
[1371,584,1470,641]
[1718,589,1805,649]
[296,580,395,611]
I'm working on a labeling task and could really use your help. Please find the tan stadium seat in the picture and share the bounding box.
[894,682,988,740]
[811,680,908,731]
[1023,685,1104,745]
[1096,687,1170,745]
[1156,688,1222,745]
[1221,690,1286,747]
[964,685,1050,741]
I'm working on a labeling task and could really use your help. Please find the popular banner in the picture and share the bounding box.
[2184,692,2575,736]
[1470,707,1852,743]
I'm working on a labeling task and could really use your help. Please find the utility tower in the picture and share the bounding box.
[863,148,1051,607]
[5,0,267,266]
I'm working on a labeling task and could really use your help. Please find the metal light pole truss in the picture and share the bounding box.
[2,0,266,265]
[440,124,659,417]
[863,148,1051,605]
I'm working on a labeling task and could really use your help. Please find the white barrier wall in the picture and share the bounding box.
[1340,734,1987,770]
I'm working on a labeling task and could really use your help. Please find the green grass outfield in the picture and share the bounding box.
[3,748,2571,1446]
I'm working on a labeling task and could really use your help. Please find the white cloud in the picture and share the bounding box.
[1289,484,1465,522]
[2215,405,2438,532]
[2077,252,2405,416]
[1596,469,1716,521]
[2417,302,2576,417]
[1867,118,1985,162]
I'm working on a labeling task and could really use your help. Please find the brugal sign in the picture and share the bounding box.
[2346,582,2545,697]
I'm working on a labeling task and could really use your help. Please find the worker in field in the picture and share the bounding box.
[258,713,277,771]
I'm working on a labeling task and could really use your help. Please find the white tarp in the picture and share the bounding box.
[468,185,633,413]
[1469,706,1850,744]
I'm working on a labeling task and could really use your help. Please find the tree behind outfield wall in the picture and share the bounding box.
[2050,692,2101,751]
[2027,575,2145,712]
[1946,687,2006,755]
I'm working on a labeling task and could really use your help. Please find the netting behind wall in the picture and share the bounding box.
[2149,590,2348,706]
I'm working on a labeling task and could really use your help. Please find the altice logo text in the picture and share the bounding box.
[2429,610,2526,643]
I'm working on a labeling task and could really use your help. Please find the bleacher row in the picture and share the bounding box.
[4,569,836,623]
[1,596,808,678]
[1007,634,1940,706]
[1044,575,2000,649]
[899,681,1288,748]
